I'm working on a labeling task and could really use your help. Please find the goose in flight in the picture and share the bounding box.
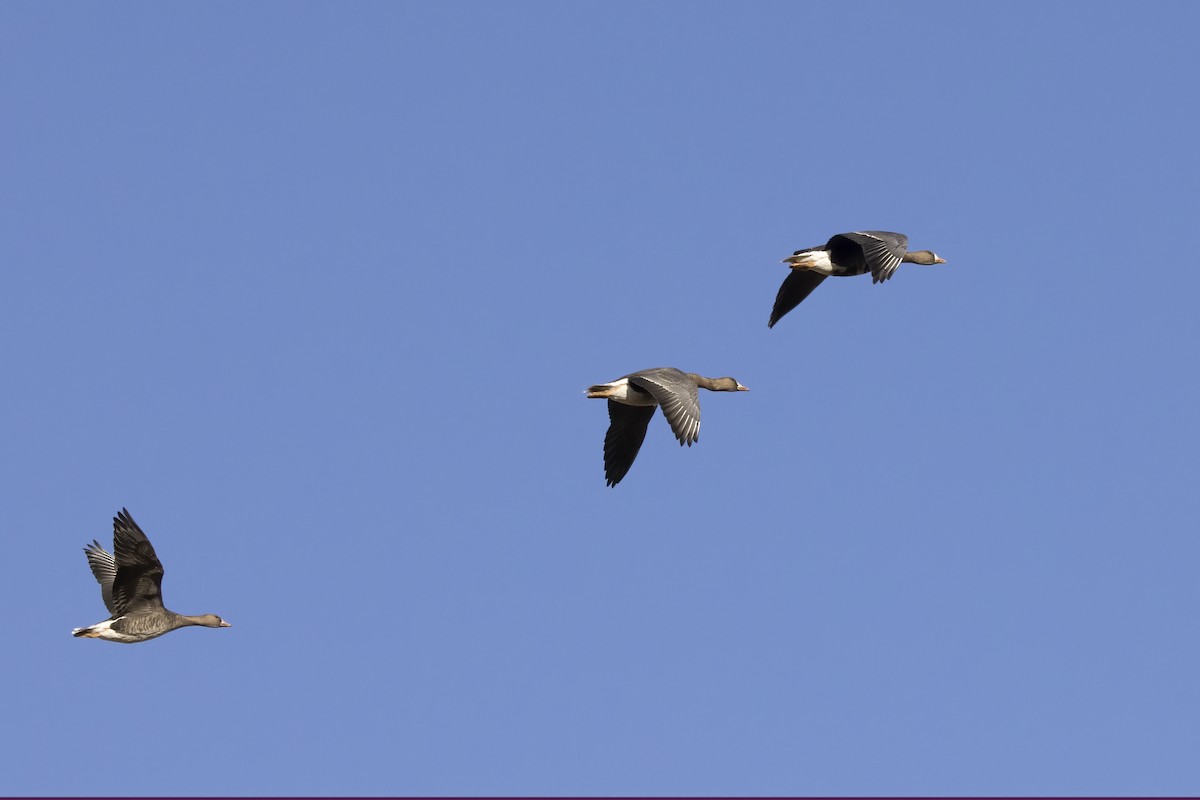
[73,508,231,643]
[586,367,748,487]
[769,231,946,327]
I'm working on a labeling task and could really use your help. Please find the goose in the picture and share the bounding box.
[769,231,946,327]
[72,508,231,643]
[586,367,748,487]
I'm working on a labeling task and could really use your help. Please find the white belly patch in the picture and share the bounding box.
[606,378,658,407]
[74,617,140,643]
[789,250,836,275]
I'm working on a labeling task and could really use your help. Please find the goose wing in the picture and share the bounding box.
[769,270,827,327]
[627,368,701,446]
[110,508,166,616]
[834,231,909,283]
[603,402,656,487]
[82,540,117,614]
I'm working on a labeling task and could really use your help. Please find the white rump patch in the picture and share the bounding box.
[789,250,835,275]
[604,378,658,407]
[74,617,140,643]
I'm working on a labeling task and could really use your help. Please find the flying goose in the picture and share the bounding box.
[586,367,748,487]
[769,230,946,327]
[73,508,231,643]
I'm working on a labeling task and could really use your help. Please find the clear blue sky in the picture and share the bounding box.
[4,1,1199,794]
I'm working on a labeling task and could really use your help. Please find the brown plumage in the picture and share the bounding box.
[769,230,947,327]
[586,367,748,486]
[73,508,231,643]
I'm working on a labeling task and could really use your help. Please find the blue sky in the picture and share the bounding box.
[4,1,1199,794]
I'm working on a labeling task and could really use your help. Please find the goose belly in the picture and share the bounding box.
[789,249,868,277]
[604,378,658,407]
[73,617,148,643]
[789,250,837,276]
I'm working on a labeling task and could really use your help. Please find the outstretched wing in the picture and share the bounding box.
[603,402,656,487]
[628,369,701,447]
[82,540,117,614]
[836,231,909,283]
[110,508,166,615]
[769,270,827,327]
